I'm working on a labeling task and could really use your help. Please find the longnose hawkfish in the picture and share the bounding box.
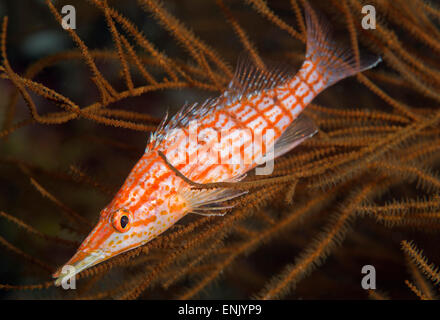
[53,5,381,285]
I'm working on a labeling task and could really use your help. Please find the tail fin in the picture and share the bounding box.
[303,3,381,86]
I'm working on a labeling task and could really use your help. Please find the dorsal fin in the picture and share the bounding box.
[223,54,296,104]
[146,55,297,152]
[146,97,222,151]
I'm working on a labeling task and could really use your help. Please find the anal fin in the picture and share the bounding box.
[261,113,318,163]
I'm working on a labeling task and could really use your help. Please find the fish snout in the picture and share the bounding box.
[52,249,107,286]
[52,219,113,286]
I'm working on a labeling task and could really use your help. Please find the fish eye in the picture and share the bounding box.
[112,209,132,232]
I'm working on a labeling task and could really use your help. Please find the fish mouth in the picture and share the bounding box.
[52,250,107,287]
